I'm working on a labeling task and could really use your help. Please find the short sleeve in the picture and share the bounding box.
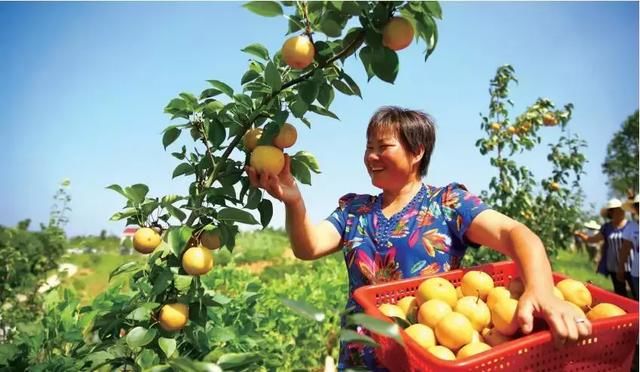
[326,193,357,235]
[441,183,490,247]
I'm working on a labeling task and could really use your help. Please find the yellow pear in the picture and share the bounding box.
[457,342,492,359]
[552,287,565,301]
[158,303,189,332]
[456,286,464,299]
[587,303,626,321]
[556,279,592,311]
[455,296,491,332]
[250,145,285,175]
[382,17,414,51]
[378,303,406,320]
[481,327,513,347]
[416,277,457,308]
[435,312,474,350]
[281,35,315,69]
[460,270,494,301]
[486,286,512,310]
[491,298,520,336]
[507,277,525,299]
[396,296,418,321]
[404,323,436,350]
[427,345,456,361]
[417,298,452,329]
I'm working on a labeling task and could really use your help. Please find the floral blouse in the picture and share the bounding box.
[326,182,489,370]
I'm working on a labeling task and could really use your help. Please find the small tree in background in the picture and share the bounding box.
[467,65,588,265]
[602,110,639,198]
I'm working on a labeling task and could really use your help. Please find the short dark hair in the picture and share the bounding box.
[366,106,436,177]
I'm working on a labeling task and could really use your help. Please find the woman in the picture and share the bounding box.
[576,198,631,297]
[247,106,591,370]
[618,195,639,300]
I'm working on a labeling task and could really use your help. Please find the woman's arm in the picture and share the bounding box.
[246,155,342,260]
[617,239,632,281]
[575,231,604,244]
[465,209,592,347]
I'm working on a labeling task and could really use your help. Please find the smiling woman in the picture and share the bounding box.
[246,105,593,370]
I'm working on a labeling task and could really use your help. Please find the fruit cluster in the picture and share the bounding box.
[131,227,222,331]
[377,271,627,361]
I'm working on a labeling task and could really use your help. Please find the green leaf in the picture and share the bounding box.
[348,313,403,346]
[109,207,139,221]
[199,88,222,100]
[127,303,160,321]
[106,184,127,199]
[109,261,142,281]
[290,157,312,185]
[309,105,339,120]
[289,97,308,118]
[162,127,181,149]
[371,48,399,83]
[167,225,193,257]
[298,80,320,104]
[240,43,270,60]
[317,84,335,109]
[341,72,362,98]
[208,120,226,150]
[125,184,150,204]
[280,298,325,321]
[218,207,259,225]
[264,61,282,92]
[217,353,260,370]
[292,151,321,173]
[0,343,18,365]
[331,79,355,96]
[358,46,375,81]
[126,326,157,348]
[245,188,262,209]
[258,199,273,228]
[341,1,361,16]
[175,275,193,294]
[319,17,342,38]
[166,205,186,222]
[286,14,305,35]
[243,1,283,17]
[168,357,220,372]
[425,1,443,19]
[241,69,260,85]
[340,329,378,347]
[136,348,159,369]
[172,163,193,179]
[158,337,177,358]
[207,80,234,97]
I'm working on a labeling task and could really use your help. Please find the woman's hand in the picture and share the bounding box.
[517,287,592,348]
[574,231,588,242]
[245,154,301,205]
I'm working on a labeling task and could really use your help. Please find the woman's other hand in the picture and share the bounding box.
[517,288,592,349]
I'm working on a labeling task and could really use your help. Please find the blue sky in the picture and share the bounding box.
[1,2,638,237]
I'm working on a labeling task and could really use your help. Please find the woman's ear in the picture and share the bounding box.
[412,146,425,166]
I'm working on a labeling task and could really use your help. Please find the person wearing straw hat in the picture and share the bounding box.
[618,194,639,300]
[576,198,631,297]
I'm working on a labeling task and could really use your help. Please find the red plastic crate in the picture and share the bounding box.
[353,261,639,371]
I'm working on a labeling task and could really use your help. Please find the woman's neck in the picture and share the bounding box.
[612,217,627,229]
[381,180,423,209]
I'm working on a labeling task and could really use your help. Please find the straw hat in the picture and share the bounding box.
[600,198,623,218]
[583,220,601,230]
[623,194,640,212]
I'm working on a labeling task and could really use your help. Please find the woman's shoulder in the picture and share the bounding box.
[427,182,479,200]
[335,192,377,213]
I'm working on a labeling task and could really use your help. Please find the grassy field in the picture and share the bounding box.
[551,248,613,291]
[61,229,619,305]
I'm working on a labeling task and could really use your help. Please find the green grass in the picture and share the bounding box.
[61,253,142,304]
[551,248,613,291]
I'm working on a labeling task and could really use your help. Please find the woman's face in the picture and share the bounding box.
[608,207,625,221]
[364,128,423,190]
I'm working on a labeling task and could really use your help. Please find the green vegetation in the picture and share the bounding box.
[551,248,613,291]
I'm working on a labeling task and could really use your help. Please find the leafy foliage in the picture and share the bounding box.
[601,110,639,197]
[467,65,588,264]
